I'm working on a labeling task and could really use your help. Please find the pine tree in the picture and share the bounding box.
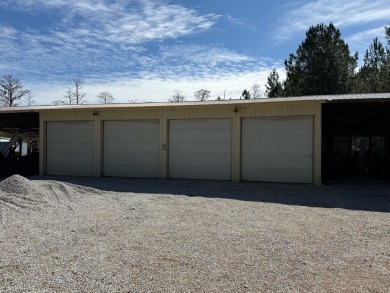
[241,89,251,99]
[284,23,357,96]
[265,69,283,98]
[354,38,389,93]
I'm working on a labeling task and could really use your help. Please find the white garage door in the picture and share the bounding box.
[169,119,232,180]
[46,121,94,176]
[104,120,160,177]
[241,116,313,183]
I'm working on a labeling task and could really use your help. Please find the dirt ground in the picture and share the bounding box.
[1,175,389,292]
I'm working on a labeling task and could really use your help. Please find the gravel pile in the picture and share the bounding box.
[0,174,103,223]
[0,175,389,292]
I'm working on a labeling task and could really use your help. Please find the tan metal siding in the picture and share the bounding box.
[40,101,322,184]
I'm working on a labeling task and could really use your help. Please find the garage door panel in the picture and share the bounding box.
[47,122,93,132]
[49,142,96,154]
[46,121,94,176]
[242,155,312,169]
[169,119,232,180]
[242,142,312,156]
[170,154,231,168]
[105,121,157,132]
[48,153,94,165]
[46,132,93,143]
[170,119,230,131]
[104,164,157,177]
[241,116,313,183]
[169,166,231,180]
[105,130,159,143]
[243,168,312,183]
[104,142,159,154]
[170,142,231,155]
[103,120,159,178]
[48,164,93,177]
[170,130,231,143]
[242,128,312,143]
[105,153,158,165]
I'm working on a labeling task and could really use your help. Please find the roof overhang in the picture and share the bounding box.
[0,112,39,134]
[0,93,389,117]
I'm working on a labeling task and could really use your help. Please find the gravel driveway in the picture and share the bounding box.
[1,175,389,292]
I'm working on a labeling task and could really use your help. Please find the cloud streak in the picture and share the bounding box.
[1,0,220,46]
[29,67,283,105]
[0,0,221,79]
[274,0,390,43]
[226,14,257,32]
[0,0,280,105]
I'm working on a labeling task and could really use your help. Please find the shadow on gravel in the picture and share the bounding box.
[25,175,390,213]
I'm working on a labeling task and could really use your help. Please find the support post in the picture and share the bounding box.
[232,108,241,181]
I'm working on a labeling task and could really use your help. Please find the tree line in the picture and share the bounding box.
[170,22,390,102]
[0,76,115,107]
[1,22,389,107]
[265,22,390,98]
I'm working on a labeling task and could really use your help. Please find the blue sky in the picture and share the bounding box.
[0,0,389,105]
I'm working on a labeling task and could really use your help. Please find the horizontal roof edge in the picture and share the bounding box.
[0,93,389,113]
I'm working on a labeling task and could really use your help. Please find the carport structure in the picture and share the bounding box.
[0,110,40,175]
[322,96,390,180]
[0,93,389,184]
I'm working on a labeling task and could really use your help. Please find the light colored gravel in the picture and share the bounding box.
[0,175,389,292]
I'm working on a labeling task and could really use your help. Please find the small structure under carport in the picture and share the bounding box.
[1,93,389,184]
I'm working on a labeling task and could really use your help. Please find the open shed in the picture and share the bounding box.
[0,109,40,175]
[1,93,389,184]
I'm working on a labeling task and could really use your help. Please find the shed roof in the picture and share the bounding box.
[0,93,390,113]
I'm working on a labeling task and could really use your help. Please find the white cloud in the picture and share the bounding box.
[226,14,257,32]
[0,0,220,46]
[27,66,285,105]
[0,0,284,106]
[346,27,388,65]
[0,0,223,85]
[160,44,254,66]
[346,27,386,45]
[274,0,390,42]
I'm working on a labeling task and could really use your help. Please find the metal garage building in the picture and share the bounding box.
[1,93,390,184]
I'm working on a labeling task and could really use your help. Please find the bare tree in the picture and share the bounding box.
[0,75,30,106]
[169,89,185,103]
[194,89,211,102]
[72,77,86,104]
[24,91,35,106]
[97,91,115,104]
[251,83,262,99]
[63,88,74,105]
[57,77,87,105]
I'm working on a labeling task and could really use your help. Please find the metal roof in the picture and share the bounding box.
[0,93,390,113]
